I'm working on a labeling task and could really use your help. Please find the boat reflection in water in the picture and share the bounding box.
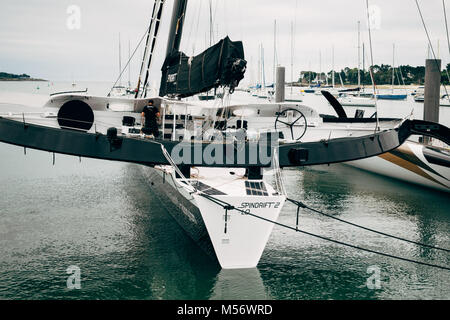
[210,268,269,300]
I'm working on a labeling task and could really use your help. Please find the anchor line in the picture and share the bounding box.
[196,193,450,271]
[286,198,450,253]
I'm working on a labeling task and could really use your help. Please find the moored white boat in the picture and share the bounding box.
[338,95,376,107]
[346,140,450,192]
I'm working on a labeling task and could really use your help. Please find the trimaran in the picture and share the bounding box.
[0,0,449,269]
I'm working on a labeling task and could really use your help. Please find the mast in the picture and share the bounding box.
[258,45,261,90]
[273,20,277,86]
[332,45,335,88]
[308,62,311,86]
[136,8,154,98]
[290,21,294,94]
[262,45,266,88]
[362,42,365,88]
[256,44,261,90]
[119,33,122,86]
[128,39,131,88]
[319,50,322,85]
[392,43,395,92]
[357,21,361,89]
[136,0,166,98]
[209,0,213,47]
[165,0,188,57]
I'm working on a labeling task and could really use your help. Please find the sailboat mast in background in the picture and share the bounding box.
[209,0,214,47]
[392,43,395,92]
[290,21,294,94]
[273,20,277,86]
[119,33,122,87]
[128,39,131,88]
[332,45,335,88]
[357,21,361,89]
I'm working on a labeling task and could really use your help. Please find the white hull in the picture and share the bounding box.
[440,99,450,107]
[347,141,450,192]
[338,97,376,107]
[141,166,286,269]
[44,93,149,112]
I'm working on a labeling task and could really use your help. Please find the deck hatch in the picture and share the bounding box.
[245,181,268,196]
[190,181,226,196]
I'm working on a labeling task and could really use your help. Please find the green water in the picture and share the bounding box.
[0,144,448,300]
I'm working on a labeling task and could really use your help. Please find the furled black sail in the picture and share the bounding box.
[159,36,247,97]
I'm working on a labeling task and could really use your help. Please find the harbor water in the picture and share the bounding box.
[0,81,449,299]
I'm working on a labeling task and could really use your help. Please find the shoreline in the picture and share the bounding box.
[0,78,48,82]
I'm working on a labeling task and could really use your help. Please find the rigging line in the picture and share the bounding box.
[443,0,450,101]
[197,193,450,271]
[183,0,198,53]
[397,65,406,87]
[212,0,219,40]
[209,0,214,46]
[193,0,203,53]
[223,0,229,36]
[397,65,417,112]
[286,198,450,253]
[444,0,450,57]
[415,0,450,99]
[108,23,152,96]
[290,0,299,94]
[365,0,380,133]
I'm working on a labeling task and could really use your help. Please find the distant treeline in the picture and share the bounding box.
[299,63,450,86]
[0,72,31,79]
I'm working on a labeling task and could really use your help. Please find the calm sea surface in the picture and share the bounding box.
[0,81,449,300]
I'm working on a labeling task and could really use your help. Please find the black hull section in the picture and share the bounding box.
[0,116,448,168]
[140,167,219,265]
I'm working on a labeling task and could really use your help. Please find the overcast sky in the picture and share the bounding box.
[0,0,448,84]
